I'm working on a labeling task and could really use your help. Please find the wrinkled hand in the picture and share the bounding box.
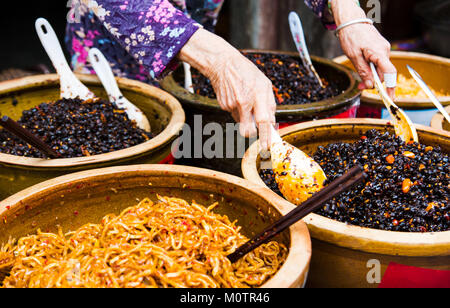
[180,29,277,150]
[330,0,397,99]
[338,23,397,98]
[207,51,276,150]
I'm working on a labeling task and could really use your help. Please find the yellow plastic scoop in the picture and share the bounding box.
[270,126,327,206]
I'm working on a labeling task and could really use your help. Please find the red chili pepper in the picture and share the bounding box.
[386,155,395,164]
[402,179,412,194]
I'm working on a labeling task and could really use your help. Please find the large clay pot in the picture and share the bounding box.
[242,118,450,288]
[0,164,312,288]
[160,50,361,176]
[431,105,450,132]
[0,74,185,201]
[334,51,450,125]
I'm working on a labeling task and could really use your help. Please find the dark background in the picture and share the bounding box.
[0,0,447,72]
[0,2,69,71]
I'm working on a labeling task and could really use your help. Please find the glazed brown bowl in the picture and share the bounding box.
[242,118,450,288]
[161,50,361,122]
[0,74,185,201]
[0,164,312,288]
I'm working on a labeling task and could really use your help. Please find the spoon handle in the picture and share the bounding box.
[270,125,283,145]
[88,48,123,102]
[35,18,94,100]
[288,12,324,88]
[407,65,450,124]
[370,63,418,143]
[183,62,194,94]
[88,48,151,132]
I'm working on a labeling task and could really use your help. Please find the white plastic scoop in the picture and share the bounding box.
[35,18,95,101]
[289,12,324,88]
[88,48,151,132]
[269,126,327,206]
[183,62,194,94]
[370,63,418,143]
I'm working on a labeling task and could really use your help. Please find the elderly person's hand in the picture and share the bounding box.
[331,0,397,99]
[179,28,277,150]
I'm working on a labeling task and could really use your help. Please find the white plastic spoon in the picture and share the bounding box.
[183,62,194,94]
[288,12,324,88]
[35,18,95,100]
[88,48,151,132]
[269,126,327,206]
[181,11,194,94]
[370,63,418,143]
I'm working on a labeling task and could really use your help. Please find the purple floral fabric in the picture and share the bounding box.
[67,0,203,83]
[304,0,336,29]
[66,0,330,84]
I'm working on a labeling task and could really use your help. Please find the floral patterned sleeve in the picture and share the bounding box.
[69,0,201,80]
[303,0,336,29]
[67,0,329,84]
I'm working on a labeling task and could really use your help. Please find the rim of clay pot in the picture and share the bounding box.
[242,118,450,257]
[0,74,185,168]
[0,164,312,289]
[334,51,450,109]
[160,49,361,119]
[430,105,450,132]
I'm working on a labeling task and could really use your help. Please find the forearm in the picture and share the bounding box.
[178,28,239,80]
[330,0,367,26]
[331,0,396,96]
[179,28,276,145]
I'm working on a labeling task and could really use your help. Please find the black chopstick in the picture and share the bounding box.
[228,165,367,263]
[0,116,60,159]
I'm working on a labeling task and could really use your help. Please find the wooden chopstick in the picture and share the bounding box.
[228,165,367,263]
[0,116,60,159]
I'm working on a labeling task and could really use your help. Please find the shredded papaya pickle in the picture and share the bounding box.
[365,74,448,99]
[0,196,287,288]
